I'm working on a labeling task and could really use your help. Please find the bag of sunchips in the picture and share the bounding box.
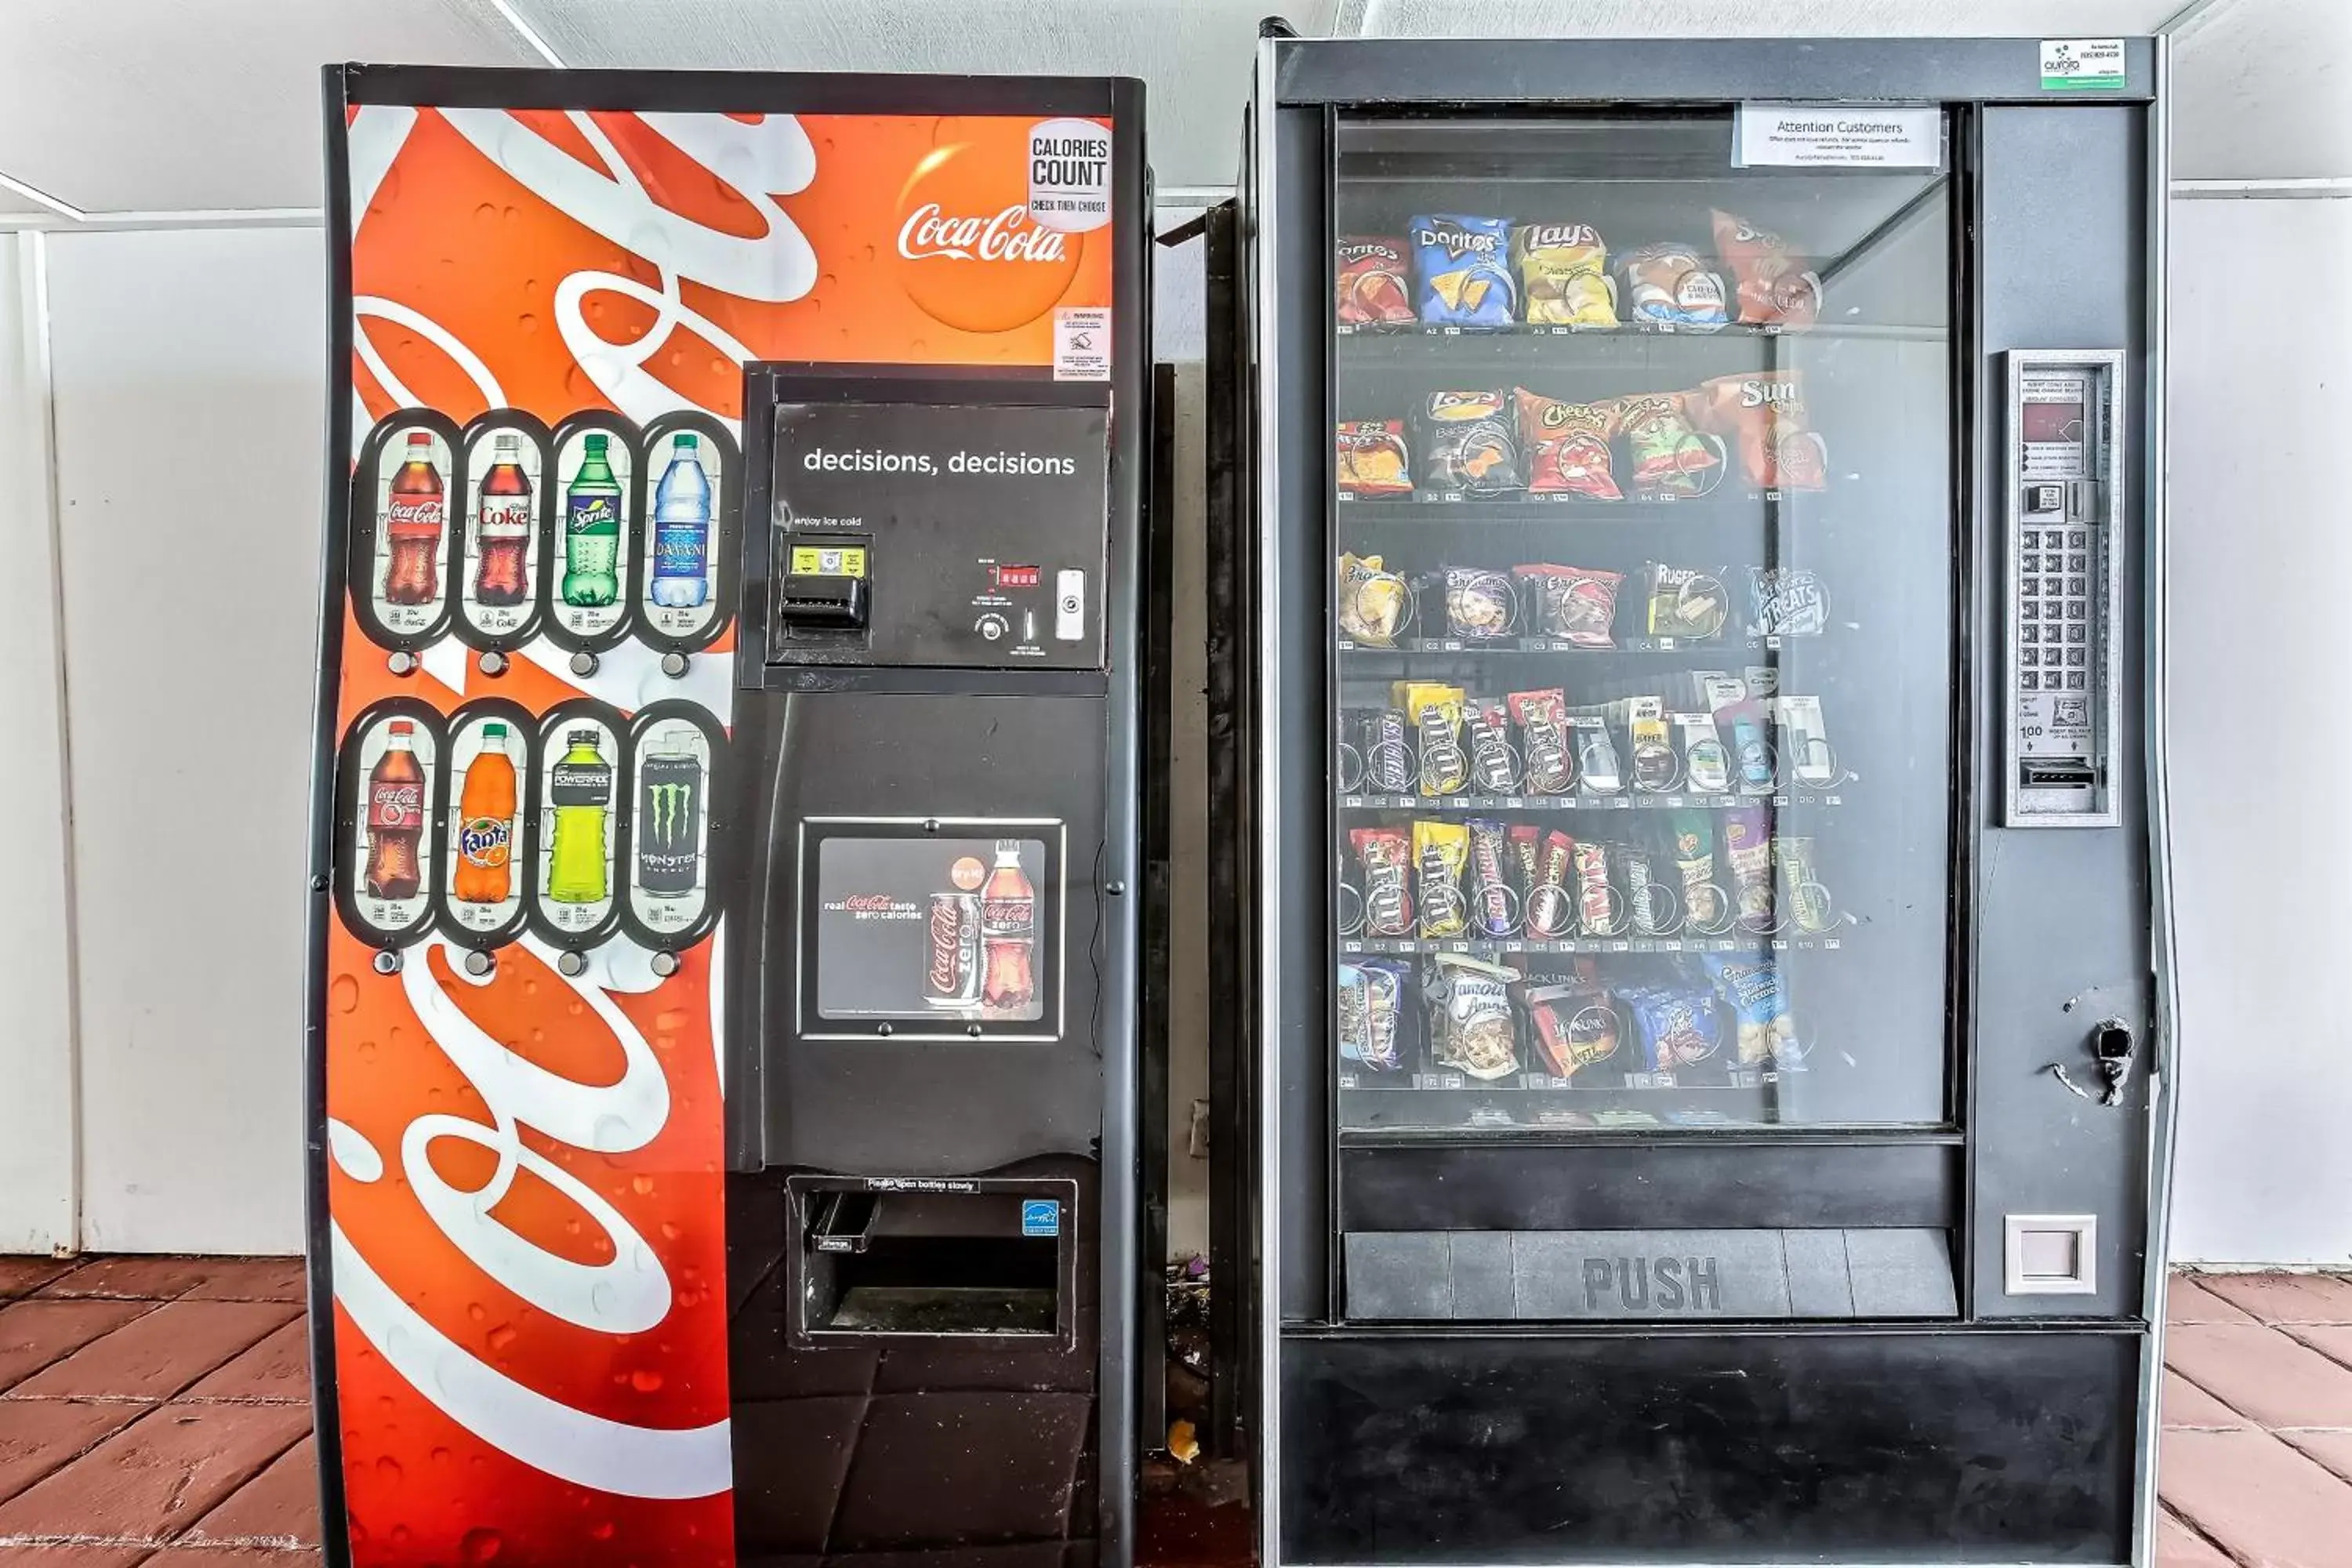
[1411,214,1515,327]
[1512,222,1616,327]
[1336,420,1412,496]
[1688,372,1828,491]
[1336,236,1415,327]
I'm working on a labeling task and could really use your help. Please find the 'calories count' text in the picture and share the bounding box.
[1025,118,1113,234]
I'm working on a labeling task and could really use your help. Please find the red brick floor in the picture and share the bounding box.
[0,1258,2344,1565]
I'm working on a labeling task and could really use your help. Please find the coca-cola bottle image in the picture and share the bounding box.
[365,720,426,901]
[979,840,1036,1012]
[383,432,445,606]
[474,432,532,606]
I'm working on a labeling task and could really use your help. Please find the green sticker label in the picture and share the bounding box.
[2041,38,2125,92]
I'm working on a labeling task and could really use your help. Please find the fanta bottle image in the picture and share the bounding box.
[452,724,517,906]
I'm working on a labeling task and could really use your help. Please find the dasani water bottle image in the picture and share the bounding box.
[649,433,711,608]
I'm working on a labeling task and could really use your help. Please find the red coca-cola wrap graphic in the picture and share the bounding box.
[321,86,1116,1568]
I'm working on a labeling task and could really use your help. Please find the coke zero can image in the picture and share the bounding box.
[924,891,983,1007]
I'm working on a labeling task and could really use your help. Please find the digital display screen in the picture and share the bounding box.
[811,833,1052,1025]
[2022,401,2085,444]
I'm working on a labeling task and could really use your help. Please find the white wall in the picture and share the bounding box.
[40,226,321,1254]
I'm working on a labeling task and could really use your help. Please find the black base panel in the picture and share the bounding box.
[1279,1329,2137,1564]
[729,1159,1105,1561]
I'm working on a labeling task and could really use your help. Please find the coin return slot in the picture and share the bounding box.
[2022,760,2096,791]
[798,1189,1060,1338]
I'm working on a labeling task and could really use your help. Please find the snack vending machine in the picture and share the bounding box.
[1236,34,2176,1566]
[308,66,1146,1568]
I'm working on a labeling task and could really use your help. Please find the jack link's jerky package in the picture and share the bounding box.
[1336,236,1415,327]
[1352,826,1414,938]
[1465,699,1520,793]
[1335,420,1412,496]
[1514,564,1622,647]
[1414,818,1472,939]
[1445,566,1518,641]
[1425,953,1523,1080]
[1630,985,1725,1073]
[1508,688,1575,794]
[1414,389,1523,497]
[1643,563,1731,641]
[1723,804,1775,929]
[1394,681,1468,796]
[1690,372,1828,492]
[1613,392,1725,499]
[1703,950,1806,1068]
[1512,222,1617,327]
[1748,566,1827,638]
[1465,818,1519,938]
[1338,553,1406,644]
[1515,388,1623,499]
[1670,810,1724,931]
[1617,241,1728,331]
[1411,214,1515,327]
[1520,980,1621,1080]
[1711,209,1823,330]
[1338,959,1411,1073]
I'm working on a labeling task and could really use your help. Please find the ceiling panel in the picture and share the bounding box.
[1354,0,2180,36]
[513,0,1336,187]
[2171,0,2352,179]
[0,0,539,214]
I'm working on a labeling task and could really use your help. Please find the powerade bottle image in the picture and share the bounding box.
[546,728,612,906]
[561,434,622,608]
[648,433,711,608]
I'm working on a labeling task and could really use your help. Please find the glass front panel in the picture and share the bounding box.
[1330,112,1954,1131]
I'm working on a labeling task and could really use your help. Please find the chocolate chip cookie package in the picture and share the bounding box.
[1247,38,2169,1565]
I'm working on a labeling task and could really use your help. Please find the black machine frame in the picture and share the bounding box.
[1226,31,2177,1568]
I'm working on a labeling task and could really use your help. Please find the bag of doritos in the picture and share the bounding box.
[1410,215,1515,327]
[1512,222,1617,327]
[1711,210,1821,330]
[1336,237,1415,327]
[1515,388,1622,499]
[1413,390,1521,498]
[1336,420,1412,496]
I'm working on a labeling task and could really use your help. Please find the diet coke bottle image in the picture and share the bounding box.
[979,839,1038,1014]
[471,432,534,610]
[364,720,427,904]
[381,431,445,610]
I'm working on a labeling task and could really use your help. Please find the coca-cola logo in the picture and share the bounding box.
[898,203,1068,264]
[927,901,967,990]
[894,129,1085,333]
[370,783,424,827]
[387,496,442,528]
[477,501,532,531]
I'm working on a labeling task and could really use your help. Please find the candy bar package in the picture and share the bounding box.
[1352,826,1415,938]
[1703,950,1806,1068]
[1414,389,1523,498]
[1573,838,1618,936]
[1514,564,1622,647]
[1336,237,1415,327]
[1411,215,1515,327]
[1465,699,1520,793]
[1627,698,1678,793]
[1775,836,1836,935]
[1338,552,1406,645]
[1526,829,1576,938]
[1674,712,1733,795]
[1512,222,1617,328]
[1642,563,1731,641]
[1444,566,1518,641]
[1515,389,1623,499]
[1508,823,1544,898]
[1414,819,1472,938]
[1424,953,1523,1080]
[1743,664,1782,701]
[1711,210,1822,330]
[1336,420,1412,497]
[1748,566,1827,638]
[1779,694,1835,786]
[1520,980,1621,1080]
[1725,699,1778,794]
[1465,818,1519,938]
[1723,805,1775,929]
[1613,392,1725,499]
[1338,959,1412,1073]
[1356,706,1417,794]
[1622,842,1669,936]
[1572,713,1624,794]
[1617,242,1728,331]
[1690,372,1828,491]
[1508,688,1575,793]
[1629,985,1725,1073]
[1394,681,1468,796]
[1669,811,1726,931]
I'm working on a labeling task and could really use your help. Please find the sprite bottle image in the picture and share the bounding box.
[546,728,612,906]
[561,434,622,608]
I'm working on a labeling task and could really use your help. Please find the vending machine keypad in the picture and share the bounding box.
[2005,350,2125,827]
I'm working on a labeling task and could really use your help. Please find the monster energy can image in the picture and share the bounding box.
[635,743,704,897]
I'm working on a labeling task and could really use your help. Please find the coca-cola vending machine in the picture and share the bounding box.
[308,66,1146,1568]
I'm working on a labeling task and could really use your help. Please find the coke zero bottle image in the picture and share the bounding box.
[634,743,702,898]
[980,840,1036,1012]
[383,433,445,606]
[473,433,533,606]
[648,432,712,609]
[561,435,622,608]
[365,720,426,902]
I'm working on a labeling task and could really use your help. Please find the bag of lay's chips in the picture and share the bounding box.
[1512,222,1617,328]
[1410,215,1515,327]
